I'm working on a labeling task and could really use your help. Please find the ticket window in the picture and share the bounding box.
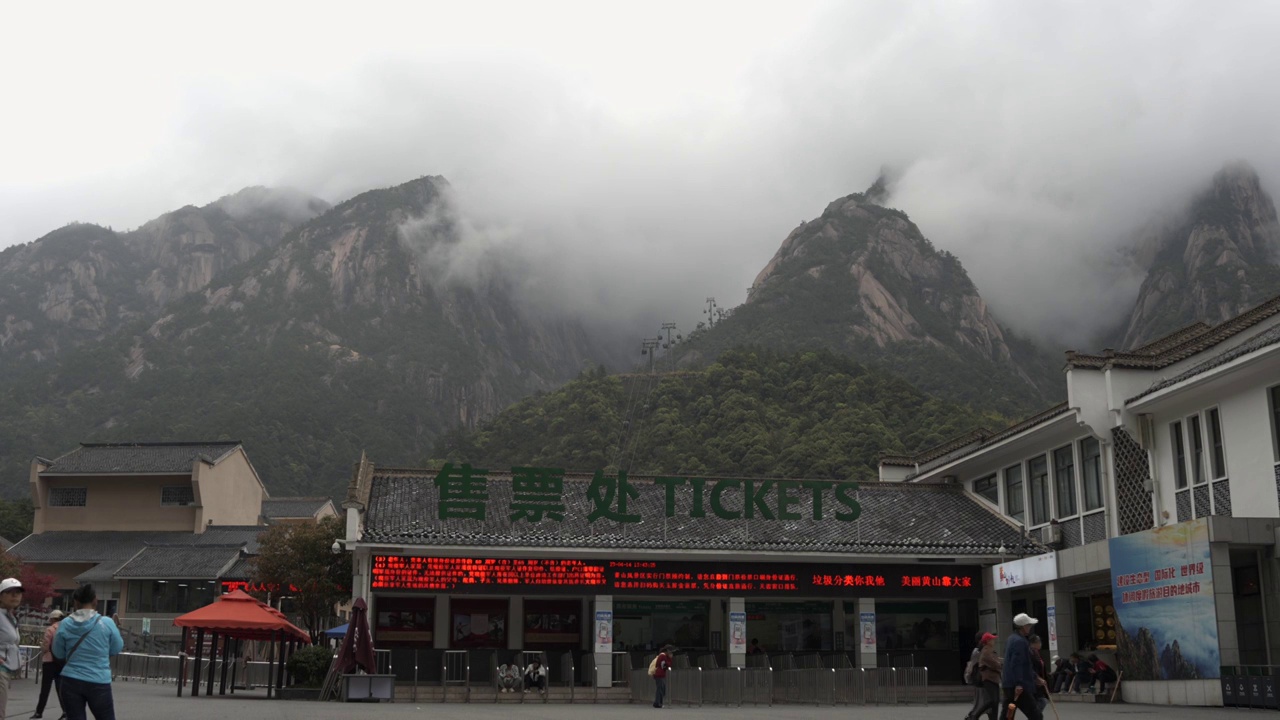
[614,601,709,651]
[523,599,583,650]
[374,597,435,647]
[875,602,950,650]
[747,601,833,652]
[450,598,509,649]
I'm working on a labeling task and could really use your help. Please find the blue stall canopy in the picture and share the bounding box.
[325,623,349,640]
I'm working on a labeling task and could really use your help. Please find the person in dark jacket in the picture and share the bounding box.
[1050,654,1077,693]
[1029,635,1049,713]
[1001,613,1045,720]
[967,632,1001,720]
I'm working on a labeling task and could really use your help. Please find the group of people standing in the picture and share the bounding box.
[0,580,124,720]
[964,613,1052,720]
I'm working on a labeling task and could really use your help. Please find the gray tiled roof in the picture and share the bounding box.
[1129,323,1280,402]
[222,555,255,580]
[114,545,244,580]
[75,560,129,583]
[364,469,1042,557]
[882,402,1072,477]
[8,526,266,563]
[263,497,333,519]
[1067,293,1280,371]
[40,442,241,475]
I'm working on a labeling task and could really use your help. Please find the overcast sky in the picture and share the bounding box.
[4,1,1280,348]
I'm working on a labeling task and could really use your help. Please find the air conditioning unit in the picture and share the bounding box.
[1045,523,1063,546]
[1137,414,1156,450]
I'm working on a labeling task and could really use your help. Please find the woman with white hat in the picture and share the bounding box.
[0,577,25,719]
[34,608,67,719]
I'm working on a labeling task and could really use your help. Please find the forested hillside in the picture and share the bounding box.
[434,348,1004,480]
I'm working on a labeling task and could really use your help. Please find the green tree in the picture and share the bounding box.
[251,516,351,642]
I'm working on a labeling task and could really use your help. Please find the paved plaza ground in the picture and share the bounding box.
[4,679,1276,720]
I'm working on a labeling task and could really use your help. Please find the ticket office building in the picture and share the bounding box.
[343,463,1040,685]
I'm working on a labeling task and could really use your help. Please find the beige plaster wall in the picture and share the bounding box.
[193,448,266,529]
[38,475,198,532]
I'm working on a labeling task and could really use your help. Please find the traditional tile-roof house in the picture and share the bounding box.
[10,441,333,638]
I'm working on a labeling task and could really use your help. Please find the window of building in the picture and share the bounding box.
[48,487,88,507]
[125,579,219,614]
[1004,465,1025,524]
[1207,408,1227,480]
[1028,455,1050,526]
[1187,414,1206,485]
[1170,421,1188,489]
[1053,445,1077,518]
[1080,437,1104,512]
[161,485,195,506]
[973,475,998,505]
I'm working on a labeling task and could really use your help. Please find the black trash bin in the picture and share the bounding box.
[1261,672,1278,710]
[1247,675,1265,709]
[1222,672,1237,708]
[1236,675,1251,708]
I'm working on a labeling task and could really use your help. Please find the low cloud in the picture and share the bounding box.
[4,1,1280,351]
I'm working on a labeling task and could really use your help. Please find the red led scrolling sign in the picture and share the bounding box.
[370,556,982,598]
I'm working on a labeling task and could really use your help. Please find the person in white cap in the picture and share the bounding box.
[34,608,67,719]
[1001,612,1046,720]
[0,577,25,719]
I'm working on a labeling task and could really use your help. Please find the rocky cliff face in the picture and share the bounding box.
[0,176,621,498]
[682,185,1061,416]
[751,194,1014,361]
[0,187,327,361]
[1121,162,1280,348]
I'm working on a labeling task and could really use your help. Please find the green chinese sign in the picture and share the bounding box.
[432,464,862,524]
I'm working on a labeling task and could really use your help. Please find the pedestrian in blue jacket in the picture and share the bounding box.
[1001,613,1045,720]
[53,585,124,720]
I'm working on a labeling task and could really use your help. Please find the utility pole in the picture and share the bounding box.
[641,338,660,374]
[704,297,719,328]
[660,323,681,372]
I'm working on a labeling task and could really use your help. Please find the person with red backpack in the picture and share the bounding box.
[650,644,674,708]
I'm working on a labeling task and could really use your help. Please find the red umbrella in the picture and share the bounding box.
[334,597,375,674]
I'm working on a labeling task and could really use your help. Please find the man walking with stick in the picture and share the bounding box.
[1002,613,1046,720]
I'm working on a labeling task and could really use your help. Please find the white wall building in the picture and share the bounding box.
[880,294,1280,707]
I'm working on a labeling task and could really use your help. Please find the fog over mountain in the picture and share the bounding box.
[4,1,1280,349]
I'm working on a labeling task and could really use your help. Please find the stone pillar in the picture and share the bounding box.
[980,569,1010,649]
[434,595,449,650]
[508,596,524,649]
[1045,581,1075,660]
[593,595,613,688]
[857,598,877,668]
[727,597,746,667]
[1211,542,1240,666]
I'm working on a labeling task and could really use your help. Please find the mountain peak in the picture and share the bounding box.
[1120,161,1280,348]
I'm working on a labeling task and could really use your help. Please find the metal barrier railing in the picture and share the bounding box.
[897,666,929,705]
[769,653,795,670]
[630,668,655,704]
[611,651,632,686]
[702,667,739,705]
[696,653,719,669]
[780,667,836,705]
[559,652,575,703]
[442,650,470,703]
[668,668,702,706]
[745,653,770,668]
[794,652,822,669]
